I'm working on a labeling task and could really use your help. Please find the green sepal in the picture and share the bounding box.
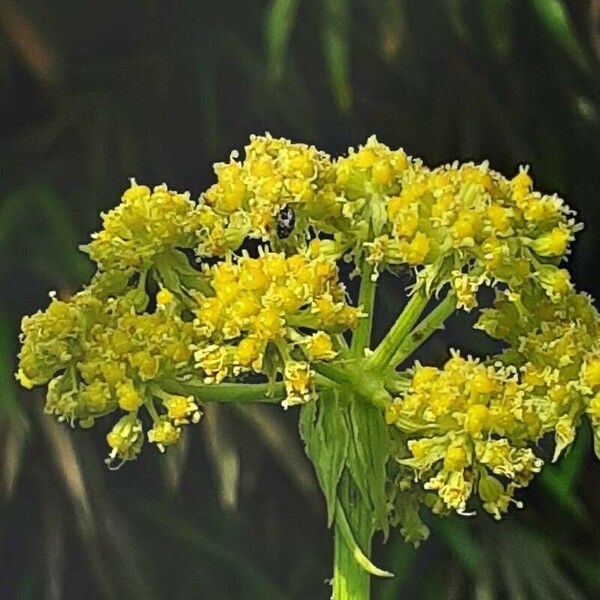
[369,196,387,237]
[263,341,284,397]
[299,388,349,526]
[153,249,213,297]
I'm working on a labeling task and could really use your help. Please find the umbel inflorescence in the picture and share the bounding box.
[17,134,600,547]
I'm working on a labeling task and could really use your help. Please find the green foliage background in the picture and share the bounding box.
[2,0,600,598]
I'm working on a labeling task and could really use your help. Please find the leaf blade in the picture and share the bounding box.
[299,388,349,525]
[264,0,299,82]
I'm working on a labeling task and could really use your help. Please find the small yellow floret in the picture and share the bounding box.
[16,368,33,389]
[156,288,175,307]
[163,394,201,425]
[372,161,393,185]
[471,372,496,395]
[486,205,511,233]
[412,366,438,391]
[116,381,143,412]
[511,169,532,190]
[533,227,570,257]
[236,337,262,368]
[404,232,430,265]
[465,404,490,436]
[444,446,468,471]
[148,418,181,451]
[354,148,377,169]
[583,359,600,390]
[307,332,337,361]
[254,307,284,341]
[106,415,143,463]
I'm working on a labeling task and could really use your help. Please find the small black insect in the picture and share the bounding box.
[276,205,296,239]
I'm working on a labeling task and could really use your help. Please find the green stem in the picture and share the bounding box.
[288,331,378,402]
[350,261,376,359]
[333,257,381,600]
[313,362,353,387]
[160,380,285,404]
[335,500,393,578]
[312,363,393,410]
[333,474,373,600]
[366,287,429,372]
[389,292,456,368]
[335,333,350,352]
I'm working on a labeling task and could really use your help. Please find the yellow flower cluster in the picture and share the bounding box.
[195,135,578,314]
[16,131,598,533]
[192,251,358,405]
[363,153,578,308]
[194,135,418,262]
[83,182,201,273]
[196,134,333,255]
[478,282,600,456]
[77,137,579,311]
[17,283,203,465]
[386,280,600,519]
[18,239,358,461]
[386,354,544,519]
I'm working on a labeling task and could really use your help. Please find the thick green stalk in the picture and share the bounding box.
[333,474,373,600]
[313,362,392,410]
[366,287,429,372]
[313,362,354,387]
[333,258,378,600]
[389,292,456,368]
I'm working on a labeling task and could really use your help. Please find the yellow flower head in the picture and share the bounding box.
[148,418,182,452]
[15,132,595,516]
[306,332,337,361]
[105,414,144,466]
[283,362,315,408]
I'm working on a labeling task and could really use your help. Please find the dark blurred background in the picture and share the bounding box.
[2,1,600,598]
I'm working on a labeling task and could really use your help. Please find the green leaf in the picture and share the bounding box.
[557,544,600,592]
[443,0,472,47]
[0,184,90,285]
[136,500,292,600]
[504,524,586,600]
[321,0,352,112]
[299,388,349,526]
[0,193,30,250]
[345,400,390,537]
[481,0,513,61]
[203,404,240,511]
[529,0,589,72]
[264,0,299,82]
